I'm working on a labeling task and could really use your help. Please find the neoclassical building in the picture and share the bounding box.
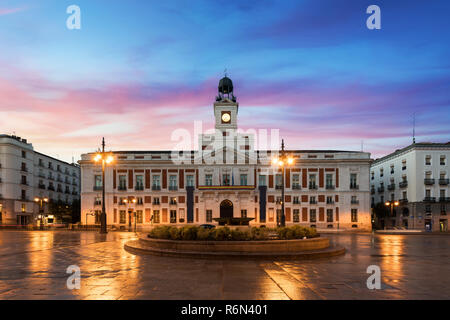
[79,77,372,231]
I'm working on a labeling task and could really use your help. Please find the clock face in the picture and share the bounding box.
[221,112,231,123]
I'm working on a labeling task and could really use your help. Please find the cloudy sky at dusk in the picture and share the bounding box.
[1,0,449,163]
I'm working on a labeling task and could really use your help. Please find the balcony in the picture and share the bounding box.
[21,196,29,201]
[309,184,318,190]
[135,185,144,191]
[439,197,450,202]
[378,186,384,193]
[424,178,435,185]
[275,185,283,190]
[351,199,359,205]
[292,184,301,190]
[370,188,375,195]
[309,199,317,204]
[402,166,406,171]
[94,201,101,206]
[57,188,63,193]
[152,185,161,191]
[48,186,55,191]
[198,185,255,191]
[65,190,71,194]
[326,200,335,205]
[72,191,78,196]
[439,179,449,185]
[169,186,178,191]
[38,184,46,190]
[399,181,408,188]
[48,176,54,181]
[118,185,127,191]
[38,173,45,178]
[325,185,335,190]
[38,162,44,167]
[293,200,300,204]
[21,167,28,173]
[423,197,436,202]
[387,184,396,191]
[152,201,160,205]
[93,186,103,191]
[169,200,177,205]
[399,198,408,204]
[350,184,359,190]
[21,181,28,186]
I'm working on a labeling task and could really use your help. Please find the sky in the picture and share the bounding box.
[0,0,449,163]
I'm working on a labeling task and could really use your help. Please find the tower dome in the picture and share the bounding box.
[217,76,236,102]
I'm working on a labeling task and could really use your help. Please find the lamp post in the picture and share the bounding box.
[271,139,294,227]
[384,201,399,230]
[123,198,136,232]
[93,137,114,234]
[34,197,48,230]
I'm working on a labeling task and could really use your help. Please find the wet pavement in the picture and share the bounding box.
[0,230,449,300]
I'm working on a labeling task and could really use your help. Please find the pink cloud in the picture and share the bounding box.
[0,7,26,16]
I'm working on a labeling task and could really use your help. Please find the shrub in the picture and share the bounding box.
[169,227,181,240]
[196,227,213,240]
[213,227,231,241]
[250,227,270,240]
[149,226,172,239]
[230,229,251,241]
[181,226,199,240]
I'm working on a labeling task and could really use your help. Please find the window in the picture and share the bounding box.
[119,175,127,190]
[327,209,333,222]
[310,209,316,222]
[119,210,126,224]
[440,155,446,166]
[310,196,317,204]
[440,189,446,198]
[21,190,26,200]
[293,196,300,204]
[241,209,247,218]
[21,162,27,172]
[21,203,26,213]
[170,197,177,205]
[351,209,358,222]
[170,210,177,223]
[152,175,161,189]
[292,174,300,189]
[186,175,194,187]
[425,205,431,214]
[275,174,282,188]
[259,175,266,186]
[371,171,374,180]
[136,197,143,205]
[425,189,431,197]
[135,175,144,190]
[94,175,102,189]
[21,151,26,158]
[21,175,27,185]
[136,210,143,224]
[169,175,177,190]
[309,175,316,189]
[326,174,333,188]
[402,160,407,170]
[95,210,101,224]
[350,173,358,189]
[293,209,300,222]
[381,195,384,203]
[179,208,185,221]
[240,174,247,186]
[441,204,446,215]
[222,174,230,186]
[94,197,101,205]
[380,168,384,177]
[205,174,213,186]
[153,210,160,223]
[351,196,358,204]
[425,155,431,165]
[153,197,160,205]
[402,191,407,200]
[326,196,334,204]
[268,208,274,220]
[206,210,212,222]
[390,164,394,174]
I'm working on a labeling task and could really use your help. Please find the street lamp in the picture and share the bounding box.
[384,201,399,230]
[123,198,136,232]
[271,139,295,227]
[34,197,48,230]
[93,137,114,234]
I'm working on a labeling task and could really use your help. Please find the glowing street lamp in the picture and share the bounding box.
[93,137,114,234]
[271,139,295,227]
[34,197,48,230]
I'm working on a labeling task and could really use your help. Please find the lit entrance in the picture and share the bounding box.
[220,200,233,220]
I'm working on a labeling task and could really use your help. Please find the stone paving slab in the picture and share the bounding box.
[0,231,449,299]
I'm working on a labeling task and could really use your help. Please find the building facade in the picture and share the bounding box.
[371,143,450,231]
[0,135,81,225]
[79,77,372,231]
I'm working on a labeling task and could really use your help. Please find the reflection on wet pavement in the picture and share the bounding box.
[0,231,449,300]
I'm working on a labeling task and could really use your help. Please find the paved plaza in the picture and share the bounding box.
[0,230,448,300]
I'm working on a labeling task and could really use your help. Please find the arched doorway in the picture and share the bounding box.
[220,200,233,219]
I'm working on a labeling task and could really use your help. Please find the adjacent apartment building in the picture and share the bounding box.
[371,142,450,231]
[0,135,81,226]
[79,77,372,231]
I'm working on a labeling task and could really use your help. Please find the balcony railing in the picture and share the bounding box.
[350,184,359,190]
[93,186,103,191]
[94,201,101,206]
[152,201,160,205]
[72,191,78,196]
[399,181,408,188]
[309,184,318,190]
[275,185,283,190]
[48,186,55,191]
[152,185,161,191]
[378,186,384,192]
[169,186,178,191]
[118,185,127,191]
[326,200,335,204]
[399,198,408,204]
[423,197,436,202]
[439,197,450,202]
[38,184,46,189]
[135,185,144,191]
[326,185,335,190]
[309,199,317,204]
[169,201,177,205]
[292,184,301,190]
[439,179,449,185]
[293,200,300,204]
[21,167,28,172]
[424,178,435,185]
[387,184,396,191]
[351,200,359,204]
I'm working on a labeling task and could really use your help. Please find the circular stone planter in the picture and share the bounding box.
[124,236,345,260]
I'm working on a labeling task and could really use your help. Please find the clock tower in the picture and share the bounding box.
[214,76,238,131]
